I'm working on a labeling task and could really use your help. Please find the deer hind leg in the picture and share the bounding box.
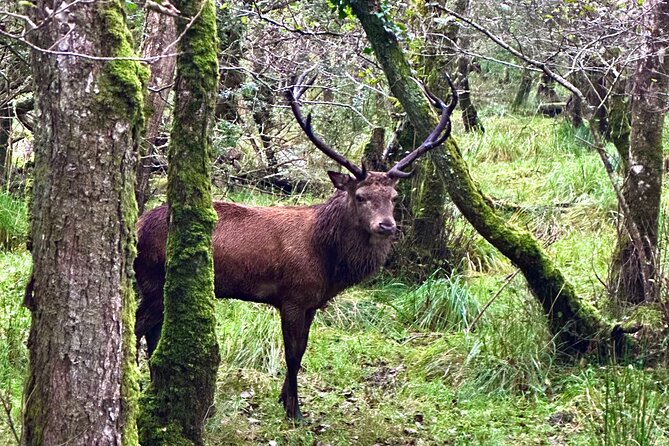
[279,305,316,420]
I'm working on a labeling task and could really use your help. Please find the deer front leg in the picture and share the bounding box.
[279,305,316,420]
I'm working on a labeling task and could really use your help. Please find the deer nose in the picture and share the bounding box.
[376,219,397,236]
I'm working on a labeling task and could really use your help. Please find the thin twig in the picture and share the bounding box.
[1,394,20,445]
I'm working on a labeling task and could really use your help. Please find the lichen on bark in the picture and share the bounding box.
[137,0,220,443]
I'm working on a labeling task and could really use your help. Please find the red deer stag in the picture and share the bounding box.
[134,74,457,420]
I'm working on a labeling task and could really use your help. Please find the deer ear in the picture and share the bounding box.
[327,171,355,191]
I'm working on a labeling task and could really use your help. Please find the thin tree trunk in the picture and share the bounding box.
[22,0,146,444]
[136,10,177,214]
[350,0,626,353]
[138,0,220,443]
[457,55,484,132]
[610,0,669,305]
[216,5,246,122]
[0,104,9,185]
[512,70,533,110]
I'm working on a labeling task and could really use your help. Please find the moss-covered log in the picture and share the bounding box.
[349,0,626,354]
[137,0,220,444]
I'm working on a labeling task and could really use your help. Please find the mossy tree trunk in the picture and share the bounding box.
[349,0,623,353]
[137,0,220,443]
[610,0,669,306]
[22,0,146,444]
[363,127,387,171]
[136,8,177,214]
[607,78,631,173]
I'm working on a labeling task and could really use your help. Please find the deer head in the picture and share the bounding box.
[285,73,458,239]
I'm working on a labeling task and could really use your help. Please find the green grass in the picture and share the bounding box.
[0,192,28,251]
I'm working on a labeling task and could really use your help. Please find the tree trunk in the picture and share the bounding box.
[363,127,387,171]
[349,0,626,353]
[216,4,246,122]
[610,0,669,305]
[0,104,9,185]
[137,0,220,443]
[512,70,533,110]
[136,9,177,214]
[457,55,484,132]
[607,78,631,173]
[22,1,146,444]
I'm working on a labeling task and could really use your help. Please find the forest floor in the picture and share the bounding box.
[2,113,669,445]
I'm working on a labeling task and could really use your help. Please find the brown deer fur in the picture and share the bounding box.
[135,172,399,419]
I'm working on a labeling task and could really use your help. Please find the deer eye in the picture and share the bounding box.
[356,195,366,203]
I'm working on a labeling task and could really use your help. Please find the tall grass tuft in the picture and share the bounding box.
[0,252,31,442]
[588,366,666,446]
[0,192,28,251]
[461,281,556,396]
[385,273,481,332]
[216,300,283,375]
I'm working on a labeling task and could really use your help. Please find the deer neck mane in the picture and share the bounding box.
[313,191,393,289]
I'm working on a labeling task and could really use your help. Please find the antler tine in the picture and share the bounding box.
[285,74,367,180]
[386,76,458,179]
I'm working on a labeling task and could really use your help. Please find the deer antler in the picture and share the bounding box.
[386,76,458,179]
[286,73,367,180]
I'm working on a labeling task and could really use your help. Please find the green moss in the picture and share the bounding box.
[138,0,220,444]
[96,0,149,134]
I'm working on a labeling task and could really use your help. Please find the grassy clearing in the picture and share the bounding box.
[3,113,669,445]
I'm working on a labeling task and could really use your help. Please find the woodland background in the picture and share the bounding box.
[2,0,669,444]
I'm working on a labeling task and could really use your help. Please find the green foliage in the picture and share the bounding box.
[212,119,243,153]
[217,301,283,374]
[0,251,30,441]
[0,192,28,250]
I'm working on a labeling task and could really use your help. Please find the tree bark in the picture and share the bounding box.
[136,9,177,214]
[349,0,625,353]
[457,55,484,132]
[215,4,246,122]
[610,0,669,305]
[137,0,220,443]
[22,1,146,444]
